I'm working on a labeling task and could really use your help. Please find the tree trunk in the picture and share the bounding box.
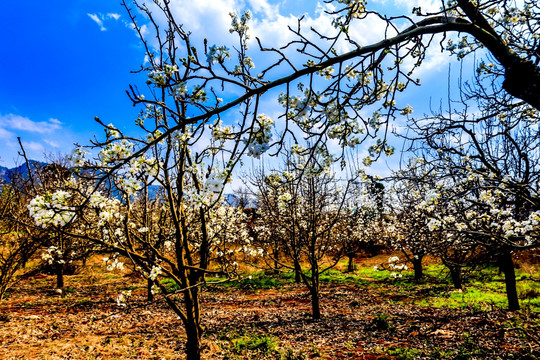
[310,287,321,320]
[309,264,321,320]
[449,265,462,290]
[498,249,520,311]
[347,254,355,272]
[147,278,154,302]
[273,249,280,274]
[185,321,201,360]
[413,256,423,281]
[183,287,202,360]
[293,258,302,283]
[503,59,540,111]
[56,265,64,290]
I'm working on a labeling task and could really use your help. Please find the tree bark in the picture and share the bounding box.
[185,321,201,360]
[309,261,321,320]
[347,254,355,272]
[412,256,423,281]
[183,288,202,360]
[293,258,302,283]
[56,265,64,290]
[449,265,462,290]
[147,278,154,302]
[503,59,540,111]
[310,287,321,320]
[498,249,520,311]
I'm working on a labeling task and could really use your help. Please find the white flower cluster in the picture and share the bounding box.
[28,191,76,228]
[243,246,265,257]
[117,175,142,196]
[149,265,163,281]
[147,64,178,87]
[211,119,234,142]
[185,174,225,206]
[146,129,163,143]
[171,82,188,101]
[70,147,89,167]
[116,290,132,307]
[89,192,122,228]
[98,139,134,165]
[245,114,274,158]
[41,246,64,265]
[278,89,320,123]
[387,256,407,278]
[103,254,124,271]
[106,123,121,139]
[427,218,442,231]
[163,240,174,250]
[206,45,231,64]
[277,192,292,211]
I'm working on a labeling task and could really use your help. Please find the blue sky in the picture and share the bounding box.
[0,0,460,174]
[0,0,145,166]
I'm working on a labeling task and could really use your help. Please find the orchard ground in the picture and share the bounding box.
[0,252,539,359]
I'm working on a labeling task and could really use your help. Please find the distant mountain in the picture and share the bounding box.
[224,193,258,208]
[0,166,8,182]
[0,162,255,209]
[0,160,46,183]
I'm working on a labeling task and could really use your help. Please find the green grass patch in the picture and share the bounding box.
[351,263,540,312]
[211,327,279,357]
[319,269,368,286]
[232,334,278,354]
[386,346,422,360]
[239,273,290,289]
[160,277,181,292]
[204,272,293,290]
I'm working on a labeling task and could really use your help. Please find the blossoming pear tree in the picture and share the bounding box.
[334,177,389,273]
[70,141,254,359]
[0,170,44,300]
[402,78,540,310]
[390,159,445,281]
[26,162,102,292]
[251,148,355,319]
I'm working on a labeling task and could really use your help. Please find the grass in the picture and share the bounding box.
[372,312,394,331]
[206,272,293,290]
[156,260,540,313]
[213,261,540,312]
[387,346,422,360]
[211,327,279,357]
[160,277,181,292]
[232,334,278,353]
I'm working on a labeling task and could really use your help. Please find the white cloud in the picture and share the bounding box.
[88,13,107,31]
[246,0,280,19]
[88,12,121,31]
[43,139,60,148]
[154,0,240,46]
[0,114,62,134]
[0,127,14,139]
[22,141,45,152]
[107,13,121,21]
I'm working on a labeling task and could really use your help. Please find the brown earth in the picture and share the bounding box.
[0,260,538,359]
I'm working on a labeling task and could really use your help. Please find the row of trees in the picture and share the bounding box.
[2,0,540,358]
[1,141,538,356]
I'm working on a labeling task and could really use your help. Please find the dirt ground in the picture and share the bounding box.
[0,259,539,359]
